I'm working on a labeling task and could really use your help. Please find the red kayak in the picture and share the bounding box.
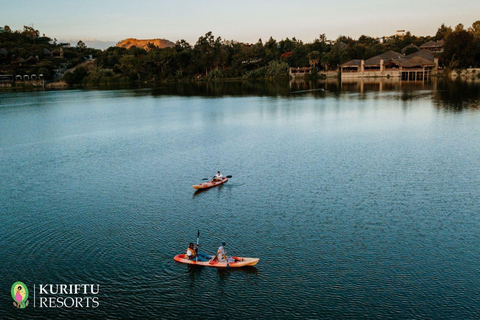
[174,254,259,268]
[192,177,228,190]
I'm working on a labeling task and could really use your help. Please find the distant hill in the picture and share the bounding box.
[116,38,175,50]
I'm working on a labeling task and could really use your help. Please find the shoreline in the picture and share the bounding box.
[1,74,479,93]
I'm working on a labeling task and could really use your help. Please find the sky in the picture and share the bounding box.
[1,0,479,49]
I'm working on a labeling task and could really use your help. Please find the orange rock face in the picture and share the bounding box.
[116,38,175,50]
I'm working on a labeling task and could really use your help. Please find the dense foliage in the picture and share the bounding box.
[1,21,480,87]
[0,26,100,82]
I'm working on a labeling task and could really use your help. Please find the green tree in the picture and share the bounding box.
[322,42,350,70]
[264,37,278,62]
[157,47,178,76]
[405,46,419,55]
[22,26,39,44]
[435,23,452,40]
[308,51,321,68]
[278,38,295,53]
[116,54,141,80]
[175,39,192,51]
[193,31,216,74]
[357,35,379,46]
[443,29,475,68]
[468,20,480,39]
[77,40,87,50]
[291,45,308,67]
[23,26,39,37]
[64,66,88,86]
[454,23,464,32]
[253,39,266,62]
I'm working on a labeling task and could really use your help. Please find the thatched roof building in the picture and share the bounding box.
[419,40,444,52]
[364,51,405,67]
[341,59,362,67]
[405,49,435,61]
[399,56,436,68]
[340,48,438,80]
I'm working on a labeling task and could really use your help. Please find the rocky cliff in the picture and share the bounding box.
[116,38,175,50]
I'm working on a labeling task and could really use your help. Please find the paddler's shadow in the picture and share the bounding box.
[192,183,225,198]
[217,266,258,276]
[186,264,204,282]
[216,266,258,295]
[186,264,258,278]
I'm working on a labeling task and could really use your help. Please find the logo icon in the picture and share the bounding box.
[11,281,29,309]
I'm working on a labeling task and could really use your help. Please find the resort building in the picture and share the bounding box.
[0,74,13,87]
[289,67,312,78]
[341,49,438,80]
[419,40,444,53]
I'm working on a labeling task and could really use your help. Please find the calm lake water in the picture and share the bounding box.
[1,80,480,319]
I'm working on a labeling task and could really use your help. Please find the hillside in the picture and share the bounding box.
[116,38,175,50]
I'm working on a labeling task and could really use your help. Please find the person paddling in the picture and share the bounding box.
[212,171,223,182]
[186,242,211,262]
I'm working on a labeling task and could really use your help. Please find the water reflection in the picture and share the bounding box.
[433,79,480,111]
[150,81,294,97]
[192,184,225,198]
[28,77,480,113]
[339,78,436,93]
[192,188,210,198]
[146,78,480,112]
[187,264,204,276]
[185,264,258,295]
[216,266,258,276]
[186,264,258,276]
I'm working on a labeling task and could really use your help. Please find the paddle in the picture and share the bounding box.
[195,230,199,263]
[202,175,232,181]
[225,244,230,269]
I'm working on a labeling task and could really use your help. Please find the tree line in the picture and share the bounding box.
[0,26,99,81]
[1,21,479,87]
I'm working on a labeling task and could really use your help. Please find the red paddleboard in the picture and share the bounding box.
[192,177,228,190]
[174,254,259,268]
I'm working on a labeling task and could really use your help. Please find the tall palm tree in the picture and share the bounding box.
[308,51,321,68]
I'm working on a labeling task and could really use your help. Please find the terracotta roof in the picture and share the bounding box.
[386,59,404,67]
[406,49,434,61]
[364,51,405,66]
[341,50,436,69]
[341,59,362,67]
[400,56,436,68]
[420,40,444,49]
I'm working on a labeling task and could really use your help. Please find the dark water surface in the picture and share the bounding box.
[1,80,480,319]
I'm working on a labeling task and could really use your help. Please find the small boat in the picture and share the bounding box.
[174,254,259,268]
[192,177,228,190]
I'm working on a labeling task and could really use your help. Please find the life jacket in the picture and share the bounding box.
[186,247,196,259]
[217,246,226,260]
